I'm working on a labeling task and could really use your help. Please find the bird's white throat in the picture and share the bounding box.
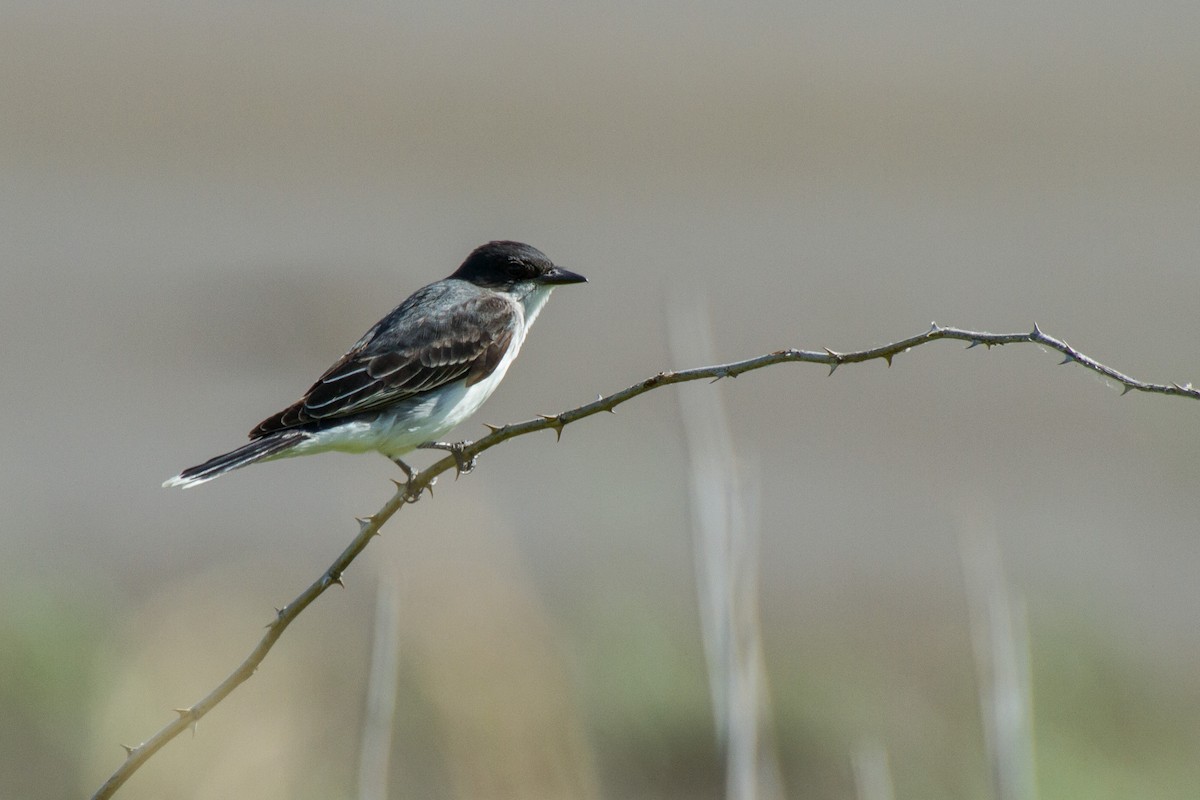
[516,282,555,328]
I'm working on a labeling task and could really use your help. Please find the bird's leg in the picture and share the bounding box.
[391,456,416,483]
[418,440,477,476]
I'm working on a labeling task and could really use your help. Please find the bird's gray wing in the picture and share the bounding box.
[250,284,518,437]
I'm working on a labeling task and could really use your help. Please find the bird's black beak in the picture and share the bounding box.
[539,266,588,285]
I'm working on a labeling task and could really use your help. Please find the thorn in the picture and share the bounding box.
[482,422,502,433]
[175,707,193,719]
[390,478,405,491]
[539,414,565,442]
[1031,321,1042,337]
[1120,384,1135,396]
[883,352,894,367]
[706,367,736,382]
[965,340,981,350]
[356,516,374,533]
[121,743,135,756]
[928,321,942,334]
[823,347,842,376]
[1058,354,1073,365]
[328,573,345,588]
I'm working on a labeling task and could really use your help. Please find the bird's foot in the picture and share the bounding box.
[418,440,477,476]
[390,457,428,502]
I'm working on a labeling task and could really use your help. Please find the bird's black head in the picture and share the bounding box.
[450,241,587,289]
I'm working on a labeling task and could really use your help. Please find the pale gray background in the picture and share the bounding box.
[3,3,1199,798]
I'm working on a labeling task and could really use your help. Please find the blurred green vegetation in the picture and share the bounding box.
[0,582,104,799]
[8,579,1189,799]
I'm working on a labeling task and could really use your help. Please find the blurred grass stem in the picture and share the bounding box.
[357,574,401,800]
[669,298,783,800]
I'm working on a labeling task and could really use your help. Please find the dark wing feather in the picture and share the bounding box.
[250,282,519,437]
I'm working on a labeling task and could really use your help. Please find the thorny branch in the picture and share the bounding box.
[90,323,1199,799]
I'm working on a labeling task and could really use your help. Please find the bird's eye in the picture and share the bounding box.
[506,260,535,279]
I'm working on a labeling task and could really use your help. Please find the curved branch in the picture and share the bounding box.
[90,323,1198,799]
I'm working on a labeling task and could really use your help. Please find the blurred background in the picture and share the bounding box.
[3,2,1200,798]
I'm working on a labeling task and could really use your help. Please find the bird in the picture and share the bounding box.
[163,240,586,489]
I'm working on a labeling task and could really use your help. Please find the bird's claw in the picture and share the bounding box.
[419,440,477,476]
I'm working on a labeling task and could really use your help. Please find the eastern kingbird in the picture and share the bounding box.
[163,241,586,488]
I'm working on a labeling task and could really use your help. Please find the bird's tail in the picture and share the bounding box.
[162,431,311,489]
